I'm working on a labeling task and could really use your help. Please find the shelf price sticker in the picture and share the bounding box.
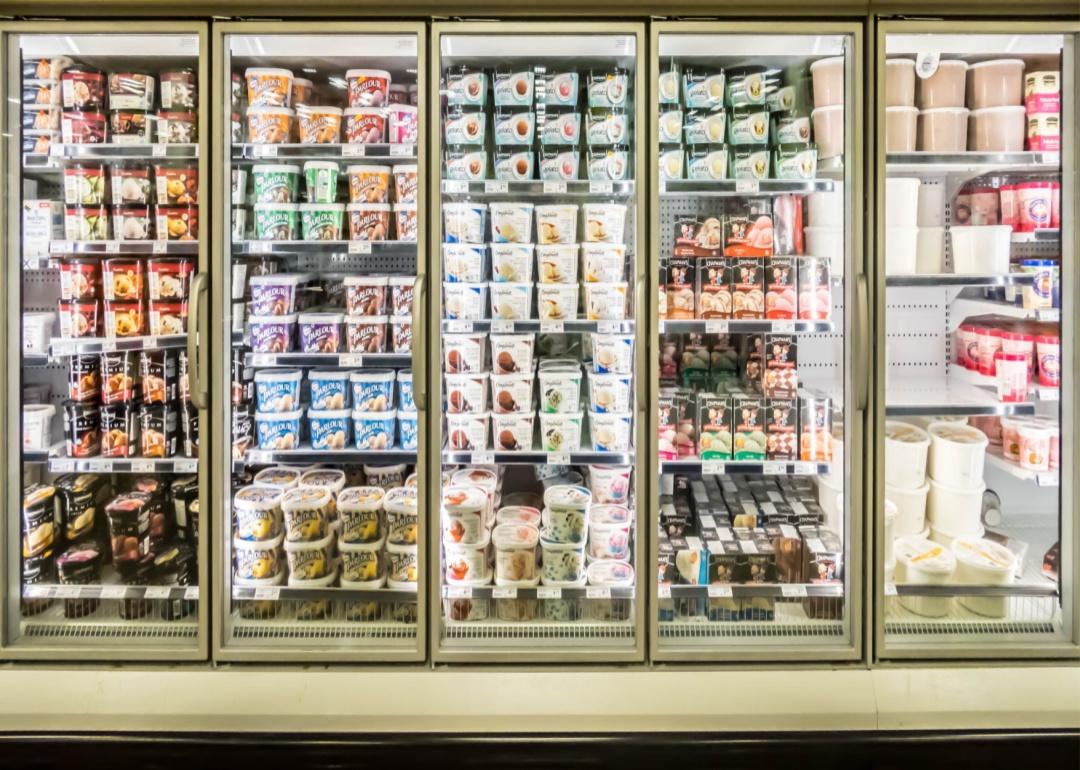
[49,241,69,254]
[543,181,567,195]
[390,144,413,157]
[55,585,83,599]
[780,584,808,598]
[251,354,276,367]
[446,586,472,599]
[657,584,672,599]
[705,320,729,334]
[585,586,611,600]
[105,241,120,254]
[144,586,171,600]
[597,321,621,334]
[52,459,76,473]
[701,461,726,475]
[446,320,473,333]
[540,321,564,334]
[793,462,817,475]
[707,584,734,598]
[485,180,508,194]
[86,459,110,472]
[101,585,128,600]
[152,241,167,254]
[537,587,562,599]
[492,587,517,599]
[762,461,786,475]
[735,179,759,194]
[341,144,365,157]
[348,241,372,255]
[589,181,613,194]
[249,241,272,254]
[884,583,898,597]
[25,584,53,599]
[490,320,514,333]
[151,144,167,157]
[472,451,495,465]
[338,354,364,366]
[253,587,280,601]
[99,340,117,353]
[50,143,65,157]
[547,453,571,466]
[772,321,795,334]
[184,586,200,601]
[252,145,278,158]
[1036,472,1058,487]
[1037,387,1059,402]
[131,460,155,474]
[444,180,468,194]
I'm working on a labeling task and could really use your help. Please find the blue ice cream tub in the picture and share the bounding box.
[255,409,303,450]
[398,411,418,450]
[350,369,395,412]
[308,408,352,451]
[352,409,397,451]
[397,370,414,412]
[254,369,302,413]
[308,369,350,411]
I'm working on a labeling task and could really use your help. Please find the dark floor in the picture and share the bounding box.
[1,731,1078,769]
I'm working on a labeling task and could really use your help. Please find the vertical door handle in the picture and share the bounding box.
[187,271,208,410]
[411,273,427,411]
[856,273,869,412]
[635,276,647,415]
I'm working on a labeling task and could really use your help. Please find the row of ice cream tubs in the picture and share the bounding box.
[444,202,627,245]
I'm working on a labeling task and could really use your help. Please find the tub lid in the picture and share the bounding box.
[586,558,635,587]
[492,523,539,550]
[309,368,351,380]
[952,538,1016,573]
[894,536,956,574]
[590,504,631,527]
[884,420,929,444]
[297,104,343,115]
[248,314,298,324]
[451,467,498,491]
[495,505,542,528]
[928,421,988,446]
[298,469,346,491]
[281,486,333,512]
[302,161,340,172]
[252,468,300,490]
[349,368,395,381]
[384,485,417,514]
[543,484,592,511]
[307,408,351,419]
[442,485,488,515]
[234,484,283,511]
[338,485,385,513]
[254,367,303,382]
[250,165,301,177]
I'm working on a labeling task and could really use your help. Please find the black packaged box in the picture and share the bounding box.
[140,349,178,404]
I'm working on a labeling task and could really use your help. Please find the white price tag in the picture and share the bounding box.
[152,241,167,254]
[446,320,473,333]
[152,144,167,157]
[348,241,372,255]
[247,450,271,464]
[485,181,508,194]
[143,336,159,349]
[249,241,272,254]
[1037,309,1060,322]
[444,180,468,194]
[597,321,621,334]
[339,354,364,366]
[701,461,726,475]
[252,144,278,158]
[1037,473,1058,487]
[86,459,111,472]
[543,181,567,194]
[52,459,75,473]
[184,586,200,601]
[884,583,898,597]
[253,587,280,600]
[794,462,817,475]
[105,241,120,254]
[50,241,69,254]
[537,587,562,599]
[251,354,275,367]
[492,587,517,599]
[707,584,734,598]
[773,321,795,333]
[762,461,785,475]
[99,340,117,353]
[1038,387,1059,401]
[589,181,614,194]
[586,586,611,600]
[51,340,74,357]
[446,586,472,599]
[131,460,155,473]
[705,320,729,334]
[50,143,65,157]
[780,525,800,539]
[390,144,412,157]
[25,584,53,599]
[177,460,198,473]
[547,453,571,466]
[735,179,760,194]
[472,451,495,465]
[490,320,514,333]
[55,585,83,599]
[657,584,672,599]
[540,321,565,334]
[144,586,171,600]
[101,585,127,600]
[780,584,808,598]
[341,144,365,157]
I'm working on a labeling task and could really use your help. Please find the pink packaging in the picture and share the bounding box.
[968,415,1002,446]
[1035,334,1060,387]
[1048,424,1060,470]
[386,105,418,145]
[1027,112,1060,152]
[968,186,1000,226]
[1000,331,1035,376]
[976,326,1002,376]
[956,323,977,370]
[1018,424,1050,472]
[1025,93,1060,114]
[1016,181,1054,231]
[994,351,1028,403]
[999,183,1020,228]
[1001,417,1022,461]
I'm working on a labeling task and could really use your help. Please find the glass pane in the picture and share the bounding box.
[10,32,204,652]
[223,32,423,657]
[881,33,1070,652]
[434,30,643,659]
[654,32,854,656]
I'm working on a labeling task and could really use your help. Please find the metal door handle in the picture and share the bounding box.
[412,273,427,411]
[635,276,647,415]
[856,273,869,412]
[187,271,208,410]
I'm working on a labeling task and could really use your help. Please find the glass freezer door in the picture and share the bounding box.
[431,24,647,662]
[878,26,1077,657]
[651,26,863,660]
[4,26,209,660]
[218,26,426,662]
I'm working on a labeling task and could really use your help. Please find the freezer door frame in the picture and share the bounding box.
[429,20,648,664]
[1,20,211,662]
[873,18,1080,661]
[212,20,429,664]
[648,20,868,663]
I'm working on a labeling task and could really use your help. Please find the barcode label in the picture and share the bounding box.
[152,241,167,254]
[780,584,808,598]
[491,587,517,599]
[589,181,613,194]
[390,144,412,157]
[490,320,514,333]
[735,179,759,194]
[444,180,468,193]
[253,587,280,600]
[540,321,564,334]
[547,453,571,466]
[152,144,167,157]
[586,586,611,600]
[485,181,508,194]
[762,461,785,475]
[657,584,672,599]
[184,586,200,600]
[536,587,562,599]
[707,584,733,598]
[252,145,277,158]
[348,241,372,255]
[446,586,472,599]
[446,320,473,333]
[543,181,567,194]
[341,144,364,157]
[131,460,155,473]
[705,320,729,334]
[105,241,120,253]
[701,461,726,475]
[472,451,494,465]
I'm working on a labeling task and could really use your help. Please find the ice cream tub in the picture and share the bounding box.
[352,409,396,451]
[340,537,384,583]
[952,537,1016,618]
[296,104,342,144]
[537,368,582,414]
[387,104,417,145]
[494,70,534,107]
[255,409,302,450]
[254,368,302,413]
[346,165,390,204]
[492,412,534,451]
[253,203,299,240]
[246,106,293,145]
[729,107,770,145]
[539,112,581,146]
[447,67,487,107]
[394,204,417,242]
[251,164,300,203]
[343,275,387,316]
[444,333,487,374]
[444,243,487,283]
[383,486,418,545]
[444,505,486,547]
[490,334,533,375]
[492,524,539,583]
[536,204,578,245]
[544,72,580,107]
[583,203,626,243]
[443,282,488,320]
[659,109,683,143]
[309,369,349,411]
[444,202,487,244]
[250,273,306,315]
[444,110,486,145]
[537,284,579,320]
[347,202,390,241]
[390,315,413,354]
[531,243,576,285]
[387,542,418,587]
[587,371,632,413]
[489,282,532,320]
[446,372,489,414]
[350,370,395,412]
[589,411,633,452]
[584,282,628,321]
[538,411,583,452]
[300,203,344,241]
[586,111,629,146]
[233,533,284,581]
[345,69,390,108]
[445,411,489,452]
[493,111,535,145]
[398,411,418,451]
[490,202,534,244]
[308,408,351,451]
[233,485,283,541]
[540,148,580,181]
[445,148,487,181]
[298,312,343,353]
[774,114,813,144]
[591,333,634,374]
[284,531,333,579]
[496,506,542,529]
[729,145,769,180]
[112,163,152,205]
[894,535,956,617]
[281,487,332,542]
[773,143,818,180]
[687,145,730,181]
[494,150,534,182]
[927,421,988,490]
[540,530,587,581]
[397,371,415,412]
[336,486,383,544]
[490,243,533,283]
[580,243,626,283]
[588,70,628,109]
[588,464,632,505]
[245,67,293,108]
[249,314,296,353]
[684,69,725,109]
[392,164,418,204]
[588,513,631,561]
[103,302,144,337]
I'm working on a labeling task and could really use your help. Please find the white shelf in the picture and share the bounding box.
[886,375,1035,417]
[985,444,1058,487]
